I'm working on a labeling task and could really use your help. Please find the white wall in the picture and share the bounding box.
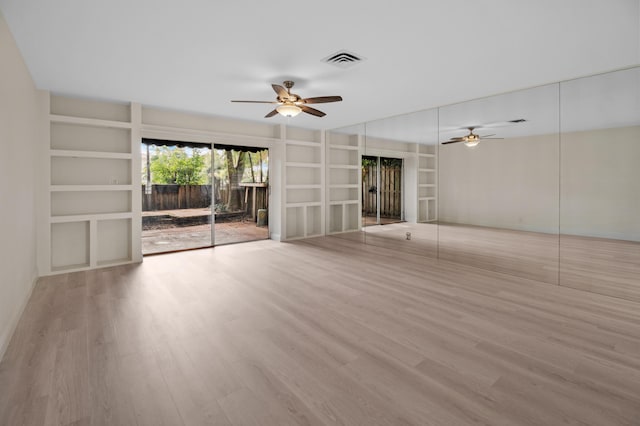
[561,126,640,241]
[438,126,640,240]
[0,12,44,358]
[439,133,560,234]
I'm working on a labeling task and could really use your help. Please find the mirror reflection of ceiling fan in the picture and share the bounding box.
[442,119,527,147]
[231,80,342,118]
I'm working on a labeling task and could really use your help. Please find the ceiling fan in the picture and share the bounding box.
[441,119,526,147]
[441,127,502,147]
[231,80,343,118]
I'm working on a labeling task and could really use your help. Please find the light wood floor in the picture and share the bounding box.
[1,237,640,425]
[351,222,640,301]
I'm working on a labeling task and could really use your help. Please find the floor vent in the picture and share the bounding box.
[323,50,365,68]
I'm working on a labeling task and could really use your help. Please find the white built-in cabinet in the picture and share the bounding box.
[283,127,324,240]
[45,96,140,274]
[326,132,362,234]
[40,96,436,273]
[417,144,437,222]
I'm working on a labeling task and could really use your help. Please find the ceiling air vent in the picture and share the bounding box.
[323,50,365,69]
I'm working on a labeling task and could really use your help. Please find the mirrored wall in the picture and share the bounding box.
[559,67,640,300]
[326,65,640,301]
[438,84,560,284]
[361,109,439,258]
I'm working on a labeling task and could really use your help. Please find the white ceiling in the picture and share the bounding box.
[1,0,639,130]
[333,66,640,144]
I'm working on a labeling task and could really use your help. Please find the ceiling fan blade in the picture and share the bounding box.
[300,105,326,117]
[479,137,503,140]
[272,84,288,98]
[302,96,343,104]
[231,100,277,104]
[441,140,464,145]
[474,119,528,129]
[264,109,279,118]
[489,118,527,126]
[478,134,496,138]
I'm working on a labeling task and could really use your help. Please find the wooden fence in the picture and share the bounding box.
[142,184,268,219]
[362,164,402,218]
[142,185,211,211]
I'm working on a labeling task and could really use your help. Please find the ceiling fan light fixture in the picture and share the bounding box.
[464,140,480,147]
[276,103,302,117]
[232,81,341,118]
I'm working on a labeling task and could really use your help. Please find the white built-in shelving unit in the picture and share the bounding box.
[326,132,362,234]
[41,95,435,272]
[44,96,140,274]
[417,144,437,222]
[282,127,324,240]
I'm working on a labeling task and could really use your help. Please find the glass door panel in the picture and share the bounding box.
[212,145,269,245]
[141,139,212,254]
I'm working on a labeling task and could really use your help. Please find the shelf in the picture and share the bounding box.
[419,184,436,187]
[50,212,133,223]
[50,258,134,274]
[285,162,322,168]
[51,263,91,273]
[285,184,322,190]
[50,149,132,160]
[285,139,322,147]
[329,200,359,206]
[418,153,435,158]
[51,221,89,271]
[329,184,359,189]
[47,97,137,276]
[330,144,359,151]
[51,191,131,217]
[329,165,360,170]
[50,185,134,192]
[419,197,436,201]
[51,122,131,153]
[285,202,322,208]
[50,114,132,129]
[51,156,131,186]
[97,258,134,267]
[418,168,436,172]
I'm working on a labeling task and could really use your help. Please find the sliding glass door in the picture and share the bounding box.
[141,139,213,254]
[212,144,269,245]
[362,155,403,226]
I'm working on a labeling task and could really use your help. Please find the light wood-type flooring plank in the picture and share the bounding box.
[1,236,640,425]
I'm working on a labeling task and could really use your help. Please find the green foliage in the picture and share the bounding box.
[143,145,268,190]
[149,147,208,185]
[381,157,402,167]
[362,156,402,168]
[362,156,378,168]
[212,149,268,184]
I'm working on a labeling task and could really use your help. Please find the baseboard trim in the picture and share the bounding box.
[269,233,281,242]
[0,272,38,361]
